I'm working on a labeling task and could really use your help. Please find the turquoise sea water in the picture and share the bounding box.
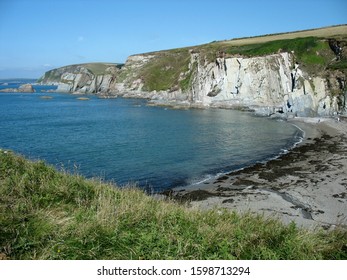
[0,88,302,192]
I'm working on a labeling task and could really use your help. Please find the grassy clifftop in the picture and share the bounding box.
[1,150,346,260]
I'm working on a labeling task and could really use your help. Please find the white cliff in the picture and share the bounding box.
[187,52,339,117]
[39,63,120,95]
[112,48,344,117]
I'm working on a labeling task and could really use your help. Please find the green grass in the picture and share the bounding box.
[138,49,191,92]
[1,150,346,260]
[225,37,317,56]
[327,59,347,70]
[223,37,335,73]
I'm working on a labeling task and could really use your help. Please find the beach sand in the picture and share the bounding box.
[167,116,347,230]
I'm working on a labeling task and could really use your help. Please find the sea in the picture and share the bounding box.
[0,80,303,192]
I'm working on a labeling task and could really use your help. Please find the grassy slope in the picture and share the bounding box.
[1,150,346,260]
[137,49,191,92]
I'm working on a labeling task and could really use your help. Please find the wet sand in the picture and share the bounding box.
[166,116,347,230]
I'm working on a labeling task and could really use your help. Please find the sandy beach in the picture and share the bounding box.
[167,116,347,230]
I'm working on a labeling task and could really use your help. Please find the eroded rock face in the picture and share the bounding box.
[189,54,291,109]
[184,52,340,117]
[115,50,343,117]
[40,64,120,95]
[329,39,343,60]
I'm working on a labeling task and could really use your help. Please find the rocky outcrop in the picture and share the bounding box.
[0,83,35,93]
[19,83,35,92]
[186,52,340,117]
[56,70,118,95]
[38,63,121,95]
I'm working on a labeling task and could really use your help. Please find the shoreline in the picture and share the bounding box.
[166,116,347,230]
[3,89,347,229]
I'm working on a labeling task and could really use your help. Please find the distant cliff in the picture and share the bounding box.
[38,25,347,117]
[37,63,123,96]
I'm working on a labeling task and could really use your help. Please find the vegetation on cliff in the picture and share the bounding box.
[225,37,328,64]
[133,49,191,92]
[1,150,346,260]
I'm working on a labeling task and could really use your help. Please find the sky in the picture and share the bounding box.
[0,0,346,79]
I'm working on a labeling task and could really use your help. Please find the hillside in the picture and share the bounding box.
[1,150,346,260]
[39,25,347,117]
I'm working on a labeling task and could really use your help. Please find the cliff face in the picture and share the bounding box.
[187,52,340,117]
[38,26,347,117]
[114,48,345,117]
[38,63,121,95]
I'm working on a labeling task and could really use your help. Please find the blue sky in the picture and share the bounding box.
[0,0,346,79]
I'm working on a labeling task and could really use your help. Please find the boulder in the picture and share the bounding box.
[18,84,35,93]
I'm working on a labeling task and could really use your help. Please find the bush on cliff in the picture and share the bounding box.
[0,150,346,260]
